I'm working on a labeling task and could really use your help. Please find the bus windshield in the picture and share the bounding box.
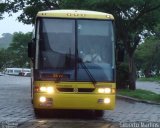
[38,18,115,82]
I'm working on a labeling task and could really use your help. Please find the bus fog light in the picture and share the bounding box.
[104,98,110,104]
[39,96,46,103]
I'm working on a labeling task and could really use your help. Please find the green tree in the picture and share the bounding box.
[0,48,13,70]
[7,32,32,67]
[0,0,60,24]
[0,1,7,19]
[135,37,160,77]
[0,33,13,49]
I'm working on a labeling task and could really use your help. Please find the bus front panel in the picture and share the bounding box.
[33,81,116,110]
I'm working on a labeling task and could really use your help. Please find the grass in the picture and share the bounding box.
[117,89,160,103]
[138,76,160,82]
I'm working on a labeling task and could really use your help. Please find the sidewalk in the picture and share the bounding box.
[136,81,160,94]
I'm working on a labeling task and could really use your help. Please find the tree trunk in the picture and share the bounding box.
[128,55,136,90]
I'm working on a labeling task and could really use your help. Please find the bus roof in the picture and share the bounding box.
[37,10,114,20]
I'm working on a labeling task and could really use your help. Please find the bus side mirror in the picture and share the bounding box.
[28,41,35,59]
[117,48,124,62]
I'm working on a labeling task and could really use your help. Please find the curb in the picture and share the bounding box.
[116,94,160,105]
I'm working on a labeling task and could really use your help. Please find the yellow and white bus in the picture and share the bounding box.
[28,10,116,117]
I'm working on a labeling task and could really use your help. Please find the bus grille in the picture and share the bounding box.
[57,88,73,92]
[57,88,95,93]
[78,88,95,92]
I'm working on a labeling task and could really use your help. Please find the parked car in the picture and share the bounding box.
[4,68,31,76]
[24,72,31,77]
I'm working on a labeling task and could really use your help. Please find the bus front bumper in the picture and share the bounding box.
[33,93,115,110]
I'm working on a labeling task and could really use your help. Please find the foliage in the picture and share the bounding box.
[0,1,7,19]
[8,32,32,67]
[135,36,160,77]
[0,33,13,49]
[0,32,32,70]
[0,48,13,70]
[0,0,61,24]
[118,89,160,103]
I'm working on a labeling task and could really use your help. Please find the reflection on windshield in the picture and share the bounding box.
[38,18,114,82]
[39,19,75,69]
[77,20,114,81]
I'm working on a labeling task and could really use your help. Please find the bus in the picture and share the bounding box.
[28,10,116,116]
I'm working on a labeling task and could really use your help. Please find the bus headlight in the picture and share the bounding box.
[98,88,111,94]
[39,86,54,94]
[47,87,54,94]
[40,87,47,92]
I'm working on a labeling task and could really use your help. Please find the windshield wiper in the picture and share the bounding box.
[79,60,97,87]
[76,49,97,87]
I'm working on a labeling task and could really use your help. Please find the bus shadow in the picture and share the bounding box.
[35,109,100,120]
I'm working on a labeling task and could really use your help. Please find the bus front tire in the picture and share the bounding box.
[34,109,44,117]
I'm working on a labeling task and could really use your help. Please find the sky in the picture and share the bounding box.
[0,12,33,37]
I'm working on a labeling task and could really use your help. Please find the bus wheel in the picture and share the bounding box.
[94,110,104,117]
[34,109,44,117]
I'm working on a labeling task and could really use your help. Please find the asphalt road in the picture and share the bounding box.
[0,75,160,128]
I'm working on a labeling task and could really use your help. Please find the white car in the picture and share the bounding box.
[24,72,31,77]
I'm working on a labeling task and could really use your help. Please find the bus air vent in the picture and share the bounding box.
[57,88,74,92]
[78,88,95,92]
[57,88,95,93]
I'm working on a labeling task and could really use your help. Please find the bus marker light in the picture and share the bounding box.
[106,15,110,18]
[67,13,72,16]
[112,88,116,93]
[74,14,79,16]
